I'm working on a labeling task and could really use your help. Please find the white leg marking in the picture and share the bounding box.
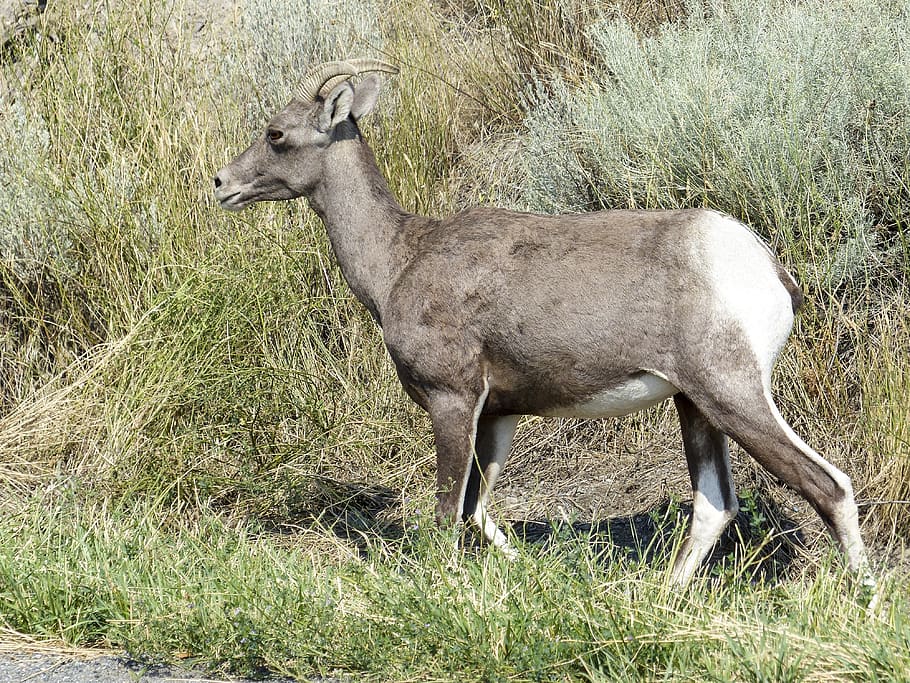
[455,375,491,522]
[763,389,868,572]
[469,414,520,557]
[473,500,517,559]
[672,445,737,585]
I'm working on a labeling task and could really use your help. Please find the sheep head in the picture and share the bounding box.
[213,59,398,211]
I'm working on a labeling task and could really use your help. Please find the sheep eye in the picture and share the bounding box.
[266,129,284,143]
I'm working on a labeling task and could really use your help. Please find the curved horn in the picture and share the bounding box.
[345,58,400,76]
[298,58,400,102]
[298,60,358,102]
[318,73,358,98]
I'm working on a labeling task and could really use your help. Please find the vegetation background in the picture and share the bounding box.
[0,0,907,680]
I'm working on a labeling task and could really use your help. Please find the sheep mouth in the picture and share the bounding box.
[215,190,248,212]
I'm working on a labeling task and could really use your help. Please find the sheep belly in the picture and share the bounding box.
[540,372,678,419]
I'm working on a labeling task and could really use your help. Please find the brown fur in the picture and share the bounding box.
[213,72,871,583]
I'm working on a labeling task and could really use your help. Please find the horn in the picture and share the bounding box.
[298,58,399,102]
[345,58,399,76]
[298,60,357,102]
[317,59,399,98]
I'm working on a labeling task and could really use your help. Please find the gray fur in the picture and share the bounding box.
[214,64,872,586]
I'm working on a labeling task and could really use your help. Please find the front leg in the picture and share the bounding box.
[463,415,520,552]
[428,380,490,525]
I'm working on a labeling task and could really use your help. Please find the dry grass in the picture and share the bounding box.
[856,297,910,541]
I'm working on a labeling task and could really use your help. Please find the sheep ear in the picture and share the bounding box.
[350,74,382,121]
[319,82,355,131]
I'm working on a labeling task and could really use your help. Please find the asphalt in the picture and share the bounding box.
[0,653,300,683]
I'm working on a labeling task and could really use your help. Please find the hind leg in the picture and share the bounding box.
[688,377,869,576]
[462,415,520,554]
[671,394,739,584]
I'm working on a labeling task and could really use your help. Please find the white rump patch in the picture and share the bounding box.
[542,372,678,419]
[697,213,796,376]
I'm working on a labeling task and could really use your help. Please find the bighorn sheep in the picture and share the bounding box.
[214,59,872,587]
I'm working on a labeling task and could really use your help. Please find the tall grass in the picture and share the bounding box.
[474,0,910,254]
[858,299,910,540]
[0,0,431,511]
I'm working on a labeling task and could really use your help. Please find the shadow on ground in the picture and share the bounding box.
[508,497,805,582]
[260,478,806,583]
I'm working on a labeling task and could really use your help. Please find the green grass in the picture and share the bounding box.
[0,0,908,679]
[1,494,907,681]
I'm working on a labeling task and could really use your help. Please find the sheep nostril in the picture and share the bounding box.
[213,175,222,189]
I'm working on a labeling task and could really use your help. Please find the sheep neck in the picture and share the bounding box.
[308,133,409,325]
